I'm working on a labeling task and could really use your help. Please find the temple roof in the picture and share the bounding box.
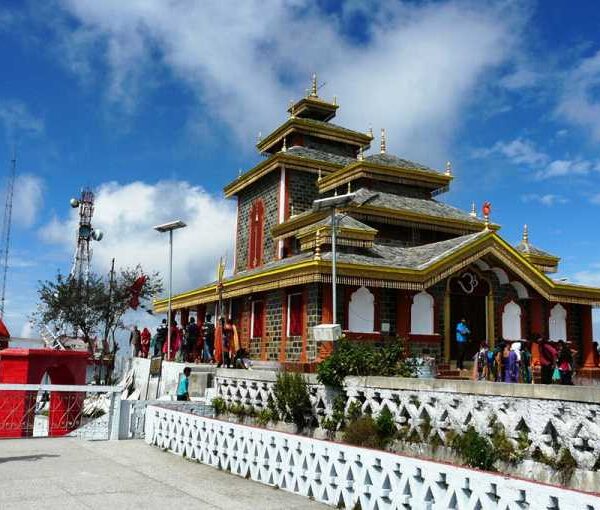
[514,239,557,259]
[297,213,377,234]
[285,145,355,166]
[513,225,559,273]
[352,188,489,227]
[364,153,441,174]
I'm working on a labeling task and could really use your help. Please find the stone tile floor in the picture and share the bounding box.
[0,438,328,509]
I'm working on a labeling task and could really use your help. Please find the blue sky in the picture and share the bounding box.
[0,0,600,339]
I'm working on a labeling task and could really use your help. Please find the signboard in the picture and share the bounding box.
[149,356,162,377]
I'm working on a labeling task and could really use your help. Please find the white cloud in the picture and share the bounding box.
[477,138,549,166]
[521,194,568,206]
[51,0,524,164]
[0,100,44,139]
[499,68,540,90]
[10,174,44,228]
[40,180,236,295]
[542,159,593,178]
[557,50,600,141]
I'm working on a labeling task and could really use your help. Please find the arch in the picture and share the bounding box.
[410,291,434,335]
[490,267,509,285]
[510,281,529,299]
[549,304,567,341]
[474,260,490,271]
[348,286,375,333]
[502,300,522,340]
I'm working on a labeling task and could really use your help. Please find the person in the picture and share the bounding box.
[593,341,600,367]
[140,327,151,358]
[538,336,557,385]
[217,318,239,368]
[557,341,574,385]
[504,342,520,383]
[155,319,167,357]
[455,318,470,370]
[473,342,489,381]
[185,317,199,362]
[202,314,215,363]
[176,367,191,401]
[234,347,252,369]
[520,341,532,384]
[129,325,141,358]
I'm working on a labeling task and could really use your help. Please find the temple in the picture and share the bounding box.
[155,75,600,373]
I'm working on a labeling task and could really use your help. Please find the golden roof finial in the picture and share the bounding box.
[445,161,452,176]
[281,137,287,153]
[311,73,318,97]
[318,168,322,182]
[347,182,351,194]
[523,224,529,244]
[289,100,295,118]
[333,95,337,106]
[367,125,373,139]
[357,146,364,161]
[238,168,242,178]
[314,229,322,261]
[469,202,477,218]
[380,128,386,154]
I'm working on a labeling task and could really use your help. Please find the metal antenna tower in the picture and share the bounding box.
[0,149,16,319]
[69,188,103,283]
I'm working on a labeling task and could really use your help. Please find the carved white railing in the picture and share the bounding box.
[214,370,600,471]
[145,404,600,510]
[215,369,335,417]
[344,377,600,471]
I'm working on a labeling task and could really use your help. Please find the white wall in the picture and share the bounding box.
[348,286,375,333]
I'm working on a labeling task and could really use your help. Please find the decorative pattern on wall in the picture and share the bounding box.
[145,405,600,510]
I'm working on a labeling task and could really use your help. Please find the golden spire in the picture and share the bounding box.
[289,100,295,118]
[318,168,322,182]
[380,128,386,154]
[445,161,452,176]
[523,224,529,244]
[238,168,242,178]
[347,182,351,194]
[367,125,373,139]
[314,229,322,261]
[469,202,477,217]
[281,137,287,152]
[310,73,318,97]
[357,146,364,161]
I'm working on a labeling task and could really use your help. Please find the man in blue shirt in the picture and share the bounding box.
[456,318,470,370]
[176,367,191,401]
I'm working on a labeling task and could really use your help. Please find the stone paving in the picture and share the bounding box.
[0,438,328,509]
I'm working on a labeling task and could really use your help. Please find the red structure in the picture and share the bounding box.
[0,349,88,438]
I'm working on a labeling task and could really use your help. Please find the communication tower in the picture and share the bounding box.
[70,189,103,283]
[0,151,16,319]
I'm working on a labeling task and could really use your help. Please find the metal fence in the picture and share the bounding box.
[0,383,123,440]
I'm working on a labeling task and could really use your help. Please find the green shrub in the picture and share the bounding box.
[346,401,363,422]
[375,407,397,440]
[343,416,385,449]
[316,337,416,389]
[212,397,227,416]
[256,408,275,427]
[451,426,496,471]
[533,447,578,484]
[272,371,313,428]
[266,394,280,422]
[229,402,246,418]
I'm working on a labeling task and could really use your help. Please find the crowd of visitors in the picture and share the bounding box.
[129,314,252,369]
[458,317,579,385]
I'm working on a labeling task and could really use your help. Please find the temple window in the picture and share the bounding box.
[549,304,567,341]
[502,300,522,340]
[287,293,303,337]
[410,291,434,335]
[248,200,264,269]
[348,286,375,333]
[250,300,264,338]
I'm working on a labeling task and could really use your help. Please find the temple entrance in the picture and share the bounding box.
[448,271,490,362]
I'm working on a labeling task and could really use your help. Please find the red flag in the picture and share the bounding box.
[0,318,10,338]
[129,275,147,310]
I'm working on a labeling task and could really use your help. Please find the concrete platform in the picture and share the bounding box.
[0,438,327,509]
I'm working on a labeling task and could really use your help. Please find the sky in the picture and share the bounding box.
[0,0,600,340]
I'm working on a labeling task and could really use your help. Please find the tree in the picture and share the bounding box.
[31,265,162,354]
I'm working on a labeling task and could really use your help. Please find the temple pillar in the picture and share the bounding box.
[180,308,190,328]
[530,298,544,366]
[581,305,596,368]
[396,290,412,339]
[322,284,333,324]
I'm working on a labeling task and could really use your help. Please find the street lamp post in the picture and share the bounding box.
[154,220,187,360]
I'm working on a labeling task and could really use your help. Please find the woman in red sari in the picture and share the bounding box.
[140,327,151,358]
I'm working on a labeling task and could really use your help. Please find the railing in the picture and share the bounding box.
[214,369,600,471]
[145,404,600,510]
[0,383,122,440]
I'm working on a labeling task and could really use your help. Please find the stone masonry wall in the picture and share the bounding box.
[288,169,319,216]
[235,171,280,273]
[264,290,283,361]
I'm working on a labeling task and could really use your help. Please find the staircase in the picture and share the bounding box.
[436,361,472,380]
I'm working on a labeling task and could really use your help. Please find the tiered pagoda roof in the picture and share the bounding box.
[514,225,560,274]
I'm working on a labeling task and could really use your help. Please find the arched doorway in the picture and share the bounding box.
[549,304,567,341]
[502,301,522,340]
[448,271,490,362]
[348,286,375,333]
[411,291,434,335]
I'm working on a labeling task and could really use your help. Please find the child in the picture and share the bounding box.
[473,342,489,381]
[176,367,191,401]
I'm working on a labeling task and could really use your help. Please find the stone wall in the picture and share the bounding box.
[288,169,319,216]
[235,171,280,273]
[264,290,283,361]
